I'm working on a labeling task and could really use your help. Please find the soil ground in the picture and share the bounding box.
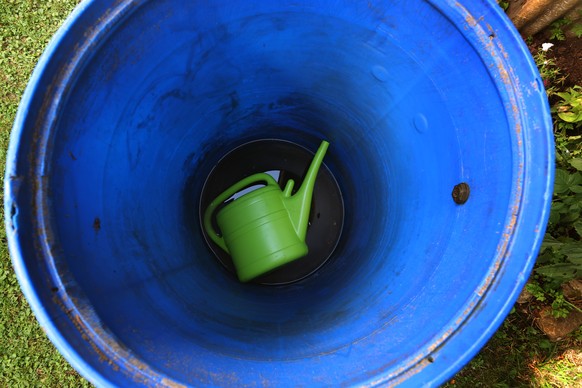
[530,33,582,88]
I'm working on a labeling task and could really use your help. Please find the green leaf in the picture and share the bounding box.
[572,23,582,38]
[536,263,579,281]
[569,199,582,211]
[551,201,567,214]
[571,158,582,171]
[539,339,552,349]
[549,209,561,224]
[559,243,582,263]
[554,169,570,194]
[561,211,580,224]
[526,283,547,301]
[558,111,582,123]
[537,248,558,264]
[554,169,582,194]
[556,92,572,101]
[541,233,562,249]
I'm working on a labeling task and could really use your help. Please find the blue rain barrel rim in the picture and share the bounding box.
[5,0,553,386]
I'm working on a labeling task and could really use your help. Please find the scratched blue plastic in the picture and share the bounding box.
[5,0,553,386]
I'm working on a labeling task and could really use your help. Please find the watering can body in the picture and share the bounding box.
[204,141,329,282]
[214,176,308,282]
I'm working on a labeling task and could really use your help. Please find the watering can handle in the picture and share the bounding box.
[203,173,280,253]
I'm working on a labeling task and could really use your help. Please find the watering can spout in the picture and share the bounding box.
[284,140,329,241]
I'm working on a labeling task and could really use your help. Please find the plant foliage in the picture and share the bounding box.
[549,18,570,41]
[532,47,582,316]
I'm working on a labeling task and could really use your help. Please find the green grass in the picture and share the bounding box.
[446,312,582,387]
[0,1,580,387]
[0,1,89,386]
[534,347,582,387]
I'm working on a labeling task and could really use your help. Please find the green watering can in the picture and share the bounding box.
[204,141,329,282]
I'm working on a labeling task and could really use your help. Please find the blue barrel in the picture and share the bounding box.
[5,0,553,386]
